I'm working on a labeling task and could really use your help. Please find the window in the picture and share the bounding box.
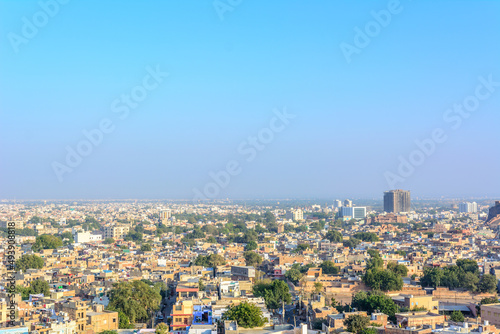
[113,318,116,323]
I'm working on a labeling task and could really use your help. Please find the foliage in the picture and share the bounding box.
[141,244,152,252]
[325,230,343,243]
[253,279,292,310]
[244,251,262,267]
[387,262,408,277]
[104,238,115,244]
[351,291,399,320]
[314,282,323,294]
[31,234,63,252]
[118,311,134,329]
[420,261,492,292]
[155,323,168,334]
[343,238,361,248]
[16,254,44,272]
[193,254,226,267]
[354,232,379,242]
[294,243,309,253]
[284,268,303,284]
[450,310,465,322]
[16,279,50,300]
[319,261,340,275]
[206,236,217,243]
[360,328,378,334]
[107,280,162,323]
[222,301,267,328]
[479,274,498,293]
[245,240,258,251]
[363,268,403,291]
[344,314,370,333]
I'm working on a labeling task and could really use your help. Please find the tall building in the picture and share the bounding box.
[333,200,342,209]
[459,202,478,213]
[340,206,366,219]
[344,199,353,207]
[286,209,304,221]
[384,190,411,213]
[159,209,172,221]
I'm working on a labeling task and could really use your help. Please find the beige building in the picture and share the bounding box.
[394,295,439,312]
[481,304,500,326]
[103,224,130,239]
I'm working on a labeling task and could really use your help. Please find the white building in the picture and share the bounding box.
[459,202,478,213]
[286,209,304,221]
[74,231,103,243]
[339,206,366,219]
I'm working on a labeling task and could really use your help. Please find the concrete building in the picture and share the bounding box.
[103,224,130,239]
[230,266,256,282]
[286,209,304,221]
[339,206,366,219]
[459,202,478,213]
[74,231,102,243]
[384,190,411,213]
[481,304,500,326]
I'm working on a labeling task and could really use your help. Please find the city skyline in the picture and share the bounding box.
[1,1,499,199]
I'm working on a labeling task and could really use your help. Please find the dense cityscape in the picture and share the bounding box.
[2,1,499,334]
[2,193,500,334]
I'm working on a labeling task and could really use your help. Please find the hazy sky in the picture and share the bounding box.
[1,0,499,200]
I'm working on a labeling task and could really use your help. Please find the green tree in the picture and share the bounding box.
[118,311,134,329]
[325,230,343,242]
[344,314,370,333]
[351,291,399,321]
[387,262,409,277]
[314,282,323,294]
[31,279,50,295]
[107,280,162,323]
[343,238,361,248]
[206,236,217,243]
[360,328,378,334]
[319,261,340,275]
[98,331,118,334]
[104,238,115,244]
[15,254,44,272]
[194,254,226,267]
[363,269,403,291]
[31,234,63,252]
[222,301,267,328]
[450,310,465,322]
[253,280,292,310]
[284,268,303,284]
[245,241,258,251]
[354,232,379,242]
[295,243,309,252]
[244,251,262,267]
[479,274,498,293]
[456,259,479,274]
[141,244,152,252]
[156,322,168,334]
[61,231,74,245]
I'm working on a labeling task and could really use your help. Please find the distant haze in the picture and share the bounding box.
[1,1,499,199]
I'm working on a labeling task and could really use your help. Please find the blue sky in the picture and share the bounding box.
[1,0,499,200]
